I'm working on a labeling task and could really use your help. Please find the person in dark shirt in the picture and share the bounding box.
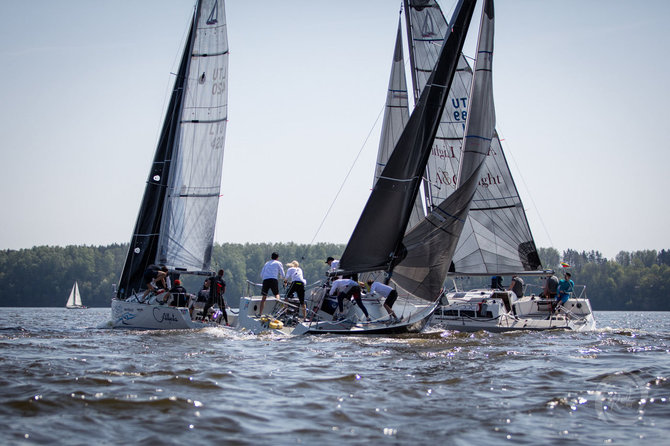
[197,279,210,303]
[165,279,190,313]
[543,274,558,299]
[141,264,168,300]
[508,275,524,298]
[203,269,229,325]
[490,275,504,290]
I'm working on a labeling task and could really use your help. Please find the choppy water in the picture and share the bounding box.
[0,309,668,445]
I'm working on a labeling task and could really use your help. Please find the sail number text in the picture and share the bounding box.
[452,97,467,121]
[211,67,226,95]
[210,122,225,150]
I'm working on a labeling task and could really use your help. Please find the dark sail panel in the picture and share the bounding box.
[393,172,481,300]
[116,20,195,299]
[339,0,476,275]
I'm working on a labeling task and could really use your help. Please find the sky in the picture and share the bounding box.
[1,0,668,260]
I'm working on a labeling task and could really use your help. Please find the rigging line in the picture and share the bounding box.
[156,9,194,148]
[496,126,554,249]
[307,104,386,247]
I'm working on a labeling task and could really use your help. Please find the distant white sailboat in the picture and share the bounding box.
[66,282,86,309]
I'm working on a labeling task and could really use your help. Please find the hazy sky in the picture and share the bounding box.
[1,0,668,259]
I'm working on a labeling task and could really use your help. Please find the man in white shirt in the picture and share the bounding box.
[325,256,340,272]
[366,280,398,321]
[259,252,285,316]
[329,278,370,322]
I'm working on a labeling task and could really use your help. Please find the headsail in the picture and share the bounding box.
[393,0,497,300]
[117,0,228,298]
[339,0,477,275]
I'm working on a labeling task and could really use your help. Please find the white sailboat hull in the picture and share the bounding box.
[111,295,237,330]
[429,289,596,333]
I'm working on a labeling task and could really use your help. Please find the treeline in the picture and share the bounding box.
[0,244,669,310]
[537,248,670,311]
[0,243,346,308]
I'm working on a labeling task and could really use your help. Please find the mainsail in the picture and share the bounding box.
[339,0,477,276]
[402,0,541,275]
[117,0,228,298]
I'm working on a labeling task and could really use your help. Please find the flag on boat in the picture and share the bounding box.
[560,262,570,268]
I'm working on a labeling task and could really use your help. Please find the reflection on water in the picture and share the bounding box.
[0,309,668,445]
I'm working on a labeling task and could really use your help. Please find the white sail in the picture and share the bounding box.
[158,0,229,272]
[66,282,84,308]
[402,0,540,274]
[374,19,410,186]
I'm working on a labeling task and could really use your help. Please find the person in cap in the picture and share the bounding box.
[325,256,340,271]
[285,260,307,319]
[165,279,189,308]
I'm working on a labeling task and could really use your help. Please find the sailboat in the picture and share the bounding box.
[65,282,86,309]
[264,0,491,336]
[111,0,231,329]
[394,0,595,331]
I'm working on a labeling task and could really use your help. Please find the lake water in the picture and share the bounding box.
[0,309,668,445]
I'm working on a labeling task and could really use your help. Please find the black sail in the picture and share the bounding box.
[116,21,194,299]
[339,0,476,275]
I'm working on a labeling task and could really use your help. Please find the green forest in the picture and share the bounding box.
[0,243,669,310]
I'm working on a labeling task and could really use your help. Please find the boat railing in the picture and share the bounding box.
[245,279,261,297]
[524,283,587,300]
